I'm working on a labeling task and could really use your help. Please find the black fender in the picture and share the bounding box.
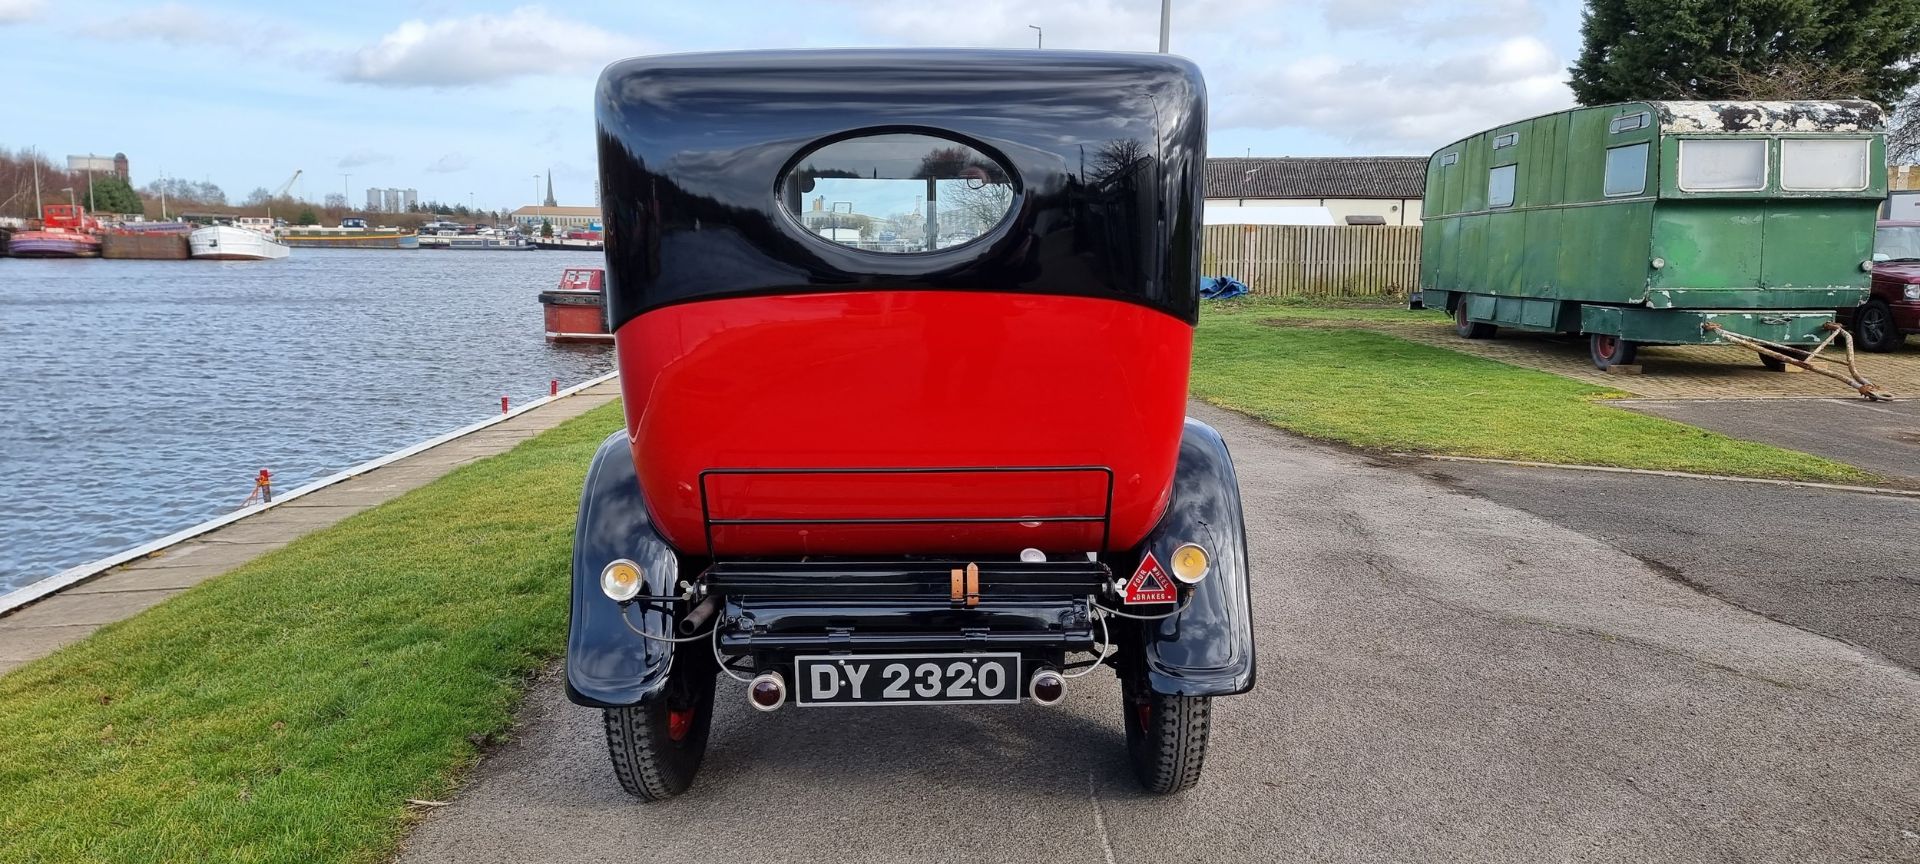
[564,430,682,708]
[1137,418,1256,697]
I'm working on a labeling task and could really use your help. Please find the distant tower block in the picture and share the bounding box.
[113,152,129,180]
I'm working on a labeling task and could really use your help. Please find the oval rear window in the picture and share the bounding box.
[780,133,1015,254]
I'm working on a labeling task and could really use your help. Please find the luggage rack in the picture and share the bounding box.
[696,465,1116,559]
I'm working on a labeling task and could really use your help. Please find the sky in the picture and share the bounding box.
[0,0,1586,213]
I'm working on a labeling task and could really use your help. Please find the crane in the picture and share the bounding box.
[273,169,303,199]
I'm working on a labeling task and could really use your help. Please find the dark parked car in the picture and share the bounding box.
[1841,220,1920,351]
[566,49,1256,801]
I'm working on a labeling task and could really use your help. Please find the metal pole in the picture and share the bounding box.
[87,167,95,214]
[1159,0,1170,52]
[31,155,41,213]
[1028,25,1042,49]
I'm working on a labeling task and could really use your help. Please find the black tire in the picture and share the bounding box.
[1853,300,1904,352]
[1589,332,1637,370]
[1454,299,1497,339]
[602,661,717,801]
[1119,643,1211,794]
[1760,354,1789,372]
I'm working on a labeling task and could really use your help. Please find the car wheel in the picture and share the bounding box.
[1454,299,1496,339]
[1589,333,1637,370]
[1854,300,1902,352]
[602,661,716,801]
[1119,642,1211,794]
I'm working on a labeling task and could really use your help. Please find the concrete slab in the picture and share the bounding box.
[5,589,182,628]
[66,565,234,595]
[116,540,285,572]
[0,624,99,662]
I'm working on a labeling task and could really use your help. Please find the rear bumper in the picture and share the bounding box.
[713,559,1105,656]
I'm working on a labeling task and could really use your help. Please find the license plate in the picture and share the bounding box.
[794,653,1022,706]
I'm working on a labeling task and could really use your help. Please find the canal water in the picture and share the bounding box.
[0,248,615,592]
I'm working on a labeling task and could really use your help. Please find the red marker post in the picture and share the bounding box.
[501,395,510,414]
[551,379,559,396]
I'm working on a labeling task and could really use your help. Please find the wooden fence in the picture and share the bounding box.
[1201,225,1421,299]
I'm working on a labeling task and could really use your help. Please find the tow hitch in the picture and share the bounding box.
[1703,321,1894,402]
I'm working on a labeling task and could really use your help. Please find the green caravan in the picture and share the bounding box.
[1418,100,1885,371]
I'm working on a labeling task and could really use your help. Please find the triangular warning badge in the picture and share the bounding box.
[1123,551,1179,605]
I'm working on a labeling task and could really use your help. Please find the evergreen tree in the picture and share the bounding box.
[296,206,318,225]
[1569,0,1920,106]
[88,176,144,216]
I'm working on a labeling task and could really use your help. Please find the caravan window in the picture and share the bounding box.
[1488,165,1516,208]
[1677,139,1767,191]
[1603,143,1648,197]
[1781,139,1869,191]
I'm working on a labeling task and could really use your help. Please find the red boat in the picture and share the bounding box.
[539,268,612,341]
[8,205,101,258]
[566,50,1255,802]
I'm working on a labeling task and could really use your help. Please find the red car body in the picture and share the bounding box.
[617,291,1192,557]
[1840,219,1920,349]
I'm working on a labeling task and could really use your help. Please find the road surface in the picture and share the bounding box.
[397,402,1920,864]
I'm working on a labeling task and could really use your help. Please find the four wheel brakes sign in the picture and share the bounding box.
[1123,551,1178,604]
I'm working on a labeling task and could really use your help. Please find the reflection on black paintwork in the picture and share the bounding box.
[594,49,1206,328]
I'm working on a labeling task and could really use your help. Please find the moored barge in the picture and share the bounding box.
[538,267,612,341]
[8,205,101,258]
[101,222,193,260]
[280,223,420,249]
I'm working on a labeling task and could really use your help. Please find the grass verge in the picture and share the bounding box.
[1190,305,1873,484]
[0,401,624,864]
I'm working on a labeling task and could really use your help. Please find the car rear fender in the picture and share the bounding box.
[1135,418,1257,697]
[565,430,681,708]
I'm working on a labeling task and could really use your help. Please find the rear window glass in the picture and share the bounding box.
[1603,143,1648,197]
[1781,139,1869,191]
[1678,139,1767,192]
[1488,164,1516,208]
[780,133,1015,253]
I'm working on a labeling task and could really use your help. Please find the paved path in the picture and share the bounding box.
[1617,397,1920,487]
[396,401,1920,864]
[1327,317,1920,399]
[0,379,622,675]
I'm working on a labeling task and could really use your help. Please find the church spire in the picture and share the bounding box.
[543,170,557,207]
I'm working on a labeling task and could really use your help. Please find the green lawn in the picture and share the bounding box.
[0,402,624,864]
[1189,306,1873,483]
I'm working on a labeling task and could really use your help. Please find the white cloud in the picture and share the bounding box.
[845,0,1284,52]
[424,153,471,173]
[0,0,41,25]
[1218,35,1574,152]
[1320,0,1543,44]
[78,1,282,46]
[340,6,645,87]
[337,150,392,169]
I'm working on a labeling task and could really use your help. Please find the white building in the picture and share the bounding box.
[1205,157,1427,226]
[512,205,602,231]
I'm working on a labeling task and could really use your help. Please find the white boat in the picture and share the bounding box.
[189,224,290,260]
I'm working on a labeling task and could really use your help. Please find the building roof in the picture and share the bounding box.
[511,205,601,217]
[1205,156,1427,200]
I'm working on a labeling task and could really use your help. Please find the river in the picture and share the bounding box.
[0,247,616,592]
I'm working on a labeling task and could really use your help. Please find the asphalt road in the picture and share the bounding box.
[1407,458,1920,673]
[397,402,1920,864]
[1618,397,1920,487]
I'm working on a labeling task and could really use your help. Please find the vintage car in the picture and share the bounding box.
[1419,100,1885,374]
[565,49,1256,800]
[1839,220,1920,351]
